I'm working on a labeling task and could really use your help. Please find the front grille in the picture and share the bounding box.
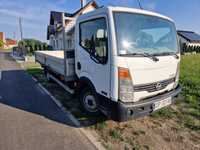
[134,78,175,92]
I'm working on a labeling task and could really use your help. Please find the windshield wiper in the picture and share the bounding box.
[125,52,159,62]
[154,52,179,59]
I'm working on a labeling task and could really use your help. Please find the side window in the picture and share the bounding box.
[80,18,108,64]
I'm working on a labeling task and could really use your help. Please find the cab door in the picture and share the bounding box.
[76,16,111,98]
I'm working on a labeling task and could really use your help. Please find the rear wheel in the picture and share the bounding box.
[80,87,100,115]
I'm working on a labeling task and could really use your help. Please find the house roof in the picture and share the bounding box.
[6,39,17,45]
[49,1,98,25]
[73,0,98,16]
[177,30,200,43]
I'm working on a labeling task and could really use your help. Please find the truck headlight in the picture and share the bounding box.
[118,67,134,102]
[173,62,180,89]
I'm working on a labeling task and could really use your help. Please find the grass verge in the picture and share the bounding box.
[151,54,200,131]
[24,54,200,150]
[24,62,106,126]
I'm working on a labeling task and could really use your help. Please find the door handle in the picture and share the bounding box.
[77,62,81,70]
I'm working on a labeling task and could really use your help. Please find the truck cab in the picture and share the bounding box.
[75,7,181,121]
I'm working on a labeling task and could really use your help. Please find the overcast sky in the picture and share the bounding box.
[0,0,200,42]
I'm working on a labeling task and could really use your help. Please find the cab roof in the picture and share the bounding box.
[78,6,174,23]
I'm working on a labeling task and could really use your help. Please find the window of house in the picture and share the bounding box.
[56,40,58,49]
[79,18,108,64]
[67,39,71,48]
[53,40,56,49]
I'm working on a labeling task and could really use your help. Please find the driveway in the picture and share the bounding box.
[0,51,96,150]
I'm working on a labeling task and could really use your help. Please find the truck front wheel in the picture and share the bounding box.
[80,87,100,115]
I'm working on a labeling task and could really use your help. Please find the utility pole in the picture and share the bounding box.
[137,0,143,10]
[19,17,23,40]
[13,32,16,40]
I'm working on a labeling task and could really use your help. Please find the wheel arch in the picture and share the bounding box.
[79,76,96,93]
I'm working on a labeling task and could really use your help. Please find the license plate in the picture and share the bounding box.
[154,97,172,111]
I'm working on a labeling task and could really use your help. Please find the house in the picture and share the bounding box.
[47,0,98,50]
[177,30,200,48]
[0,32,17,49]
[5,38,17,49]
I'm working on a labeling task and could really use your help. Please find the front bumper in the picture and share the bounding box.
[99,85,181,122]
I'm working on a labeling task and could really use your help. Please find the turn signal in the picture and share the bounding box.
[118,67,134,102]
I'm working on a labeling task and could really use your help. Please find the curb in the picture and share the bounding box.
[0,70,2,80]
[12,53,105,150]
[36,81,81,127]
[33,77,105,150]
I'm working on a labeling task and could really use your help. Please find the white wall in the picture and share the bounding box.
[188,42,200,46]
[49,32,64,50]
[65,32,75,49]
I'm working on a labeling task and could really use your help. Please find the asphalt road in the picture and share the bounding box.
[0,51,96,150]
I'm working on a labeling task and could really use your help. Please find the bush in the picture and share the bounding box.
[18,39,51,55]
[182,44,200,53]
[0,40,4,48]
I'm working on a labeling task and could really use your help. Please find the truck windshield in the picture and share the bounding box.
[114,12,178,56]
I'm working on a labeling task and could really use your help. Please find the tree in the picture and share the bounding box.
[43,43,48,50]
[21,39,49,51]
[182,43,187,53]
[37,44,40,50]
[0,40,4,48]
[34,45,38,51]
[29,45,33,53]
[197,46,200,53]
[187,45,192,52]
[193,46,197,52]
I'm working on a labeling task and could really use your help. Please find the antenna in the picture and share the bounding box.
[137,0,143,10]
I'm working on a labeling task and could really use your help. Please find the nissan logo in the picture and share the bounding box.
[156,82,162,90]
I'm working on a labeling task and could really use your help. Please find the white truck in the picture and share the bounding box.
[35,6,181,122]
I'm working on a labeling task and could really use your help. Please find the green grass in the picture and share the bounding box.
[152,54,200,131]
[151,107,177,118]
[25,62,106,126]
[109,129,123,140]
[26,68,42,76]
[93,121,107,131]
[0,48,12,51]
[24,54,200,149]
[24,55,200,132]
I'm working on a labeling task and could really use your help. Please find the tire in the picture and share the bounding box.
[79,87,100,115]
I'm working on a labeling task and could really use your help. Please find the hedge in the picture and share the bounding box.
[182,43,200,53]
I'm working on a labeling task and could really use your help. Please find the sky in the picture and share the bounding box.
[0,0,200,42]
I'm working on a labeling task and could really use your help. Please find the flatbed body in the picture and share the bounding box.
[35,50,75,81]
